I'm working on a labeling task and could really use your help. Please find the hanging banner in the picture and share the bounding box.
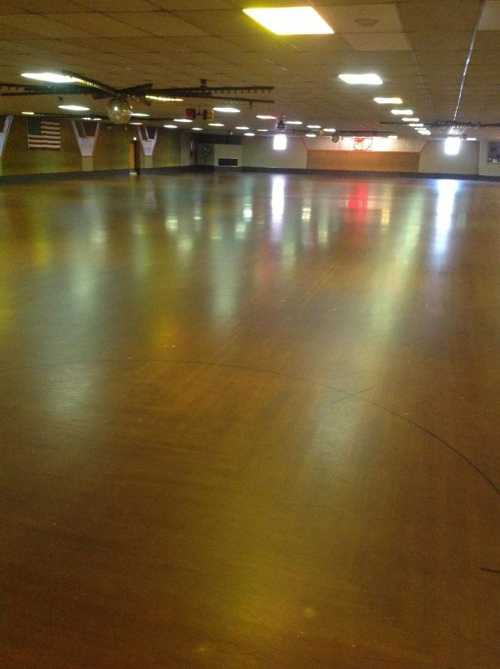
[0,115,13,156]
[72,119,100,157]
[137,126,158,157]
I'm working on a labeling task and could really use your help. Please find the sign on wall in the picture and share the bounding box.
[487,142,500,163]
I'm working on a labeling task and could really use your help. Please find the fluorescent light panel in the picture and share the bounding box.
[174,118,192,123]
[208,122,224,127]
[374,97,403,104]
[131,112,149,117]
[256,114,276,120]
[391,109,413,116]
[22,71,80,84]
[146,95,184,102]
[243,7,334,35]
[323,127,336,132]
[58,104,89,111]
[213,106,240,113]
[285,120,302,125]
[307,124,321,129]
[236,126,250,130]
[339,73,383,86]
[402,117,419,122]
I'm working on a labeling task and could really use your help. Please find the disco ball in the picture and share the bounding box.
[106,98,132,124]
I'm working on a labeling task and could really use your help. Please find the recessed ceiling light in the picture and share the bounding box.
[22,72,81,84]
[418,129,431,136]
[256,114,276,120]
[285,120,302,125]
[236,126,250,130]
[243,7,334,35]
[391,109,413,116]
[131,112,150,118]
[208,122,224,127]
[164,124,178,129]
[305,133,317,138]
[192,127,203,131]
[130,122,143,125]
[58,104,89,111]
[21,111,35,115]
[307,124,321,129]
[213,106,240,113]
[402,117,419,122]
[174,118,192,123]
[466,137,477,141]
[339,73,383,86]
[323,127,336,132]
[257,129,268,132]
[410,123,424,127]
[244,132,255,137]
[146,95,184,102]
[374,97,403,105]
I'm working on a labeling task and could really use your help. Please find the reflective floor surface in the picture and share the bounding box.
[0,173,499,668]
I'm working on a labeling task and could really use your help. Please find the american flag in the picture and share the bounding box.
[27,118,61,150]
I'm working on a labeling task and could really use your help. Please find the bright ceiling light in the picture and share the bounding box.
[388,135,398,139]
[213,106,240,113]
[466,137,477,141]
[192,127,203,131]
[402,117,419,122]
[22,72,81,84]
[391,109,413,116]
[444,136,462,155]
[164,124,178,129]
[256,114,276,120]
[307,124,321,129]
[243,7,334,35]
[285,120,302,125]
[174,118,192,123]
[374,97,403,104]
[58,104,89,111]
[146,95,183,102]
[257,129,268,132]
[131,112,150,118]
[338,73,383,86]
[323,127,336,132]
[305,133,317,138]
[273,133,288,151]
[129,122,143,126]
[244,132,255,137]
[418,129,431,136]
[409,123,424,127]
[236,126,250,130]
[21,111,35,115]
[208,122,224,127]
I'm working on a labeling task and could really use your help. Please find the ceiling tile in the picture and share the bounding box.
[113,12,206,36]
[343,32,411,50]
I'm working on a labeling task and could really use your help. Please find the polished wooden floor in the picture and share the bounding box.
[0,173,499,668]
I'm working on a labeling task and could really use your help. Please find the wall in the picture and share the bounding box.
[214,144,242,166]
[419,140,478,175]
[478,138,500,177]
[0,117,81,176]
[154,132,181,167]
[242,136,307,169]
[308,150,419,172]
[0,117,183,177]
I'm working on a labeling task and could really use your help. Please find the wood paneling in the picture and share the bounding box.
[307,150,420,173]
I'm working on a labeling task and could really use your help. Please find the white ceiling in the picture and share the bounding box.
[1,1,499,134]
